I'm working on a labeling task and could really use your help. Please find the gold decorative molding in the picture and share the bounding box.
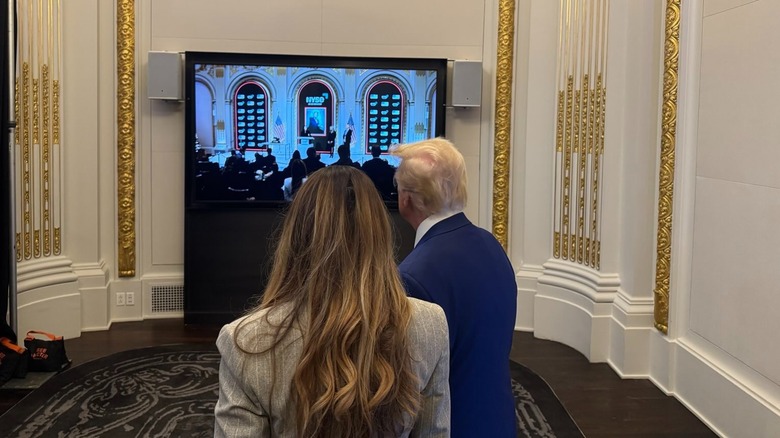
[117,0,136,277]
[21,62,31,260]
[14,0,62,262]
[590,74,605,269]
[553,0,608,270]
[491,0,515,250]
[654,0,681,335]
[42,64,51,256]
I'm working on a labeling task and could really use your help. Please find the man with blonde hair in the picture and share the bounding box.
[392,137,517,437]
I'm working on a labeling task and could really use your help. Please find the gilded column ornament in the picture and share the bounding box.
[14,0,63,262]
[553,0,608,270]
[42,64,51,256]
[22,62,31,260]
[562,75,573,260]
[576,75,590,264]
[553,91,564,259]
[491,0,516,250]
[590,75,604,268]
[654,0,681,334]
[117,0,136,277]
[14,78,21,261]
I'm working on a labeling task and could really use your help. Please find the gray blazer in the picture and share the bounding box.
[214,298,451,437]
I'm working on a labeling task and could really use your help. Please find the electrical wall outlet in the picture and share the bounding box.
[116,292,126,306]
[126,292,135,306]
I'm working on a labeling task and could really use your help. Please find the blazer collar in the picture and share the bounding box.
[417,212,470,247]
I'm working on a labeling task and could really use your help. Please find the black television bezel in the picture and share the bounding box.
[184,51,448,210]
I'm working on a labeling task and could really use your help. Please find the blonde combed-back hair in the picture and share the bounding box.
[391,137,467,216]
[237,165,420,437]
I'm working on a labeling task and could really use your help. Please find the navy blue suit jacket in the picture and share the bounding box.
[399,213,517,437]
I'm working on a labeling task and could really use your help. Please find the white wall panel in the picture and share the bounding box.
[698,0,780,190]
[321,0,485,49]
[62,0,101,264]
[703,0,757,17]
[689,177,780,386]
[150,151,185,267]
[150,1,321,43]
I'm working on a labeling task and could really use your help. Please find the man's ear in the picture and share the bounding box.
[398,189,410,208]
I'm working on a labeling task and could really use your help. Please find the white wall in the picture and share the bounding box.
[647,1,780,436]
[19,1,500,332]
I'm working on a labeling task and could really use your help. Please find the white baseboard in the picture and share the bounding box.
[515,265,543,331]
[649,332,780,438]
[14,266,184,338]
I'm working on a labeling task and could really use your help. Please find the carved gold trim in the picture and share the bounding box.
[562,75,573,260]
[576,75,589,264]
[33,70,38,259]
[491,0,516,250]
[554,0,607,269]
[654,0,680,335]
[117,0,136,277]
[14,77,20,261]
[14,0,62,261]
[52,0,62,257]
[42,64,51,256]
[590,74,604,268]
[52,80,60,144]
[22,62,31,260]
[553,90,564,259]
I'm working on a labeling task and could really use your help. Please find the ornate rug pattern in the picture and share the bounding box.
[1,345,582,437]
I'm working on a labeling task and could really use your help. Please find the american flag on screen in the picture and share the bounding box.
[273,115,285,142]
[344,113,355,143]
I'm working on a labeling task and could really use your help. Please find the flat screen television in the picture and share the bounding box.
[184,51,447,209]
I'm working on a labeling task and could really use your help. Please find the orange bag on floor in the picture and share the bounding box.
[24,330,72,372]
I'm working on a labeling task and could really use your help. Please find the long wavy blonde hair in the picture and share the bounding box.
[239,165,420,437]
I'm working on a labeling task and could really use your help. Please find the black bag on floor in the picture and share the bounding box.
[24,330,72,372]
[0,337,29,384]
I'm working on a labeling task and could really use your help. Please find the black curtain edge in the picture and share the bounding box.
[1,0,17,342]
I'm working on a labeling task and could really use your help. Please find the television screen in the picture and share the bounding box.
[184,51,447,208]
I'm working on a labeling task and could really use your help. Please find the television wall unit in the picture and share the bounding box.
[183,51,447,325]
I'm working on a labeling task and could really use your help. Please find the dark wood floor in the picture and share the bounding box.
[0,319,716,437]
[510,331,716,437]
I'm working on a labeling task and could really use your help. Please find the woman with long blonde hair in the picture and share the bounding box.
[215,165,450,437]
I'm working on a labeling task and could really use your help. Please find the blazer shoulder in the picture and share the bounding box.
[407,298,449,346]
[409,297,446,320]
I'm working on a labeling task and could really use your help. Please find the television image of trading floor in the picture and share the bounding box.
[186,52,446,206]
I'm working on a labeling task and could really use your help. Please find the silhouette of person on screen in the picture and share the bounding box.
[361,146,396,201]
[326,126,337,154]
[330,145,361,170]
[303,147,326,176]
[343,126,354,148]
[282,152,308,201]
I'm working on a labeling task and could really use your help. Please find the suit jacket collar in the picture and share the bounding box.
[417,212,470,247]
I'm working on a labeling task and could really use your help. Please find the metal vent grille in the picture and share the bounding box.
[151,284,184,313]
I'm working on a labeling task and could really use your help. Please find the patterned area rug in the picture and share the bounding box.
[511,361,584,437]
[0,345,582,437]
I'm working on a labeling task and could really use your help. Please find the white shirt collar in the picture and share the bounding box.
[414,210,462,247]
